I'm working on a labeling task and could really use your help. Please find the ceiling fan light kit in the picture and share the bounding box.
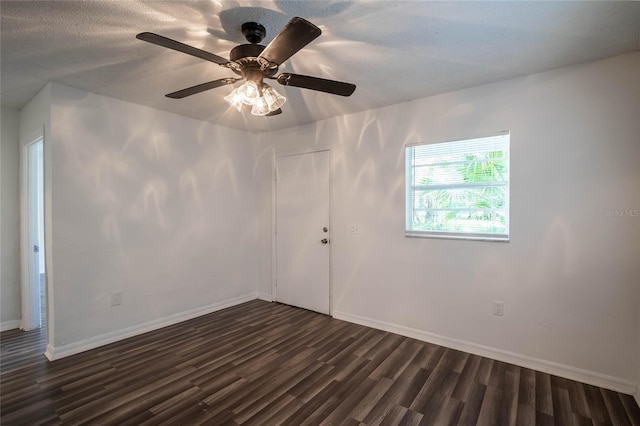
[223,53,285,116]
[224,81,286,116]
[136,17,355,117]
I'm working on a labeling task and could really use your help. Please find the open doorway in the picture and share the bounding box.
[20,137,46,332]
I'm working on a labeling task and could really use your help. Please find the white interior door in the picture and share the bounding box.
[276,150,330,315]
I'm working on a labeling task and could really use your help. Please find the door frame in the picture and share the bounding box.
[20,136,45,331]
[272,146,333,315]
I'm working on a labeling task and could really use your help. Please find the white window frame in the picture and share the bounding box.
[405,132,510,242]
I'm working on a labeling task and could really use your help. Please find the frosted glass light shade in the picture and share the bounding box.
[239,81,259,105]
[251,96,270,116]
[224,87,244,112]
[262,84,286,111]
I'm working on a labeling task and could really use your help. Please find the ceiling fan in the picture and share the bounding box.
[136,17,356,117]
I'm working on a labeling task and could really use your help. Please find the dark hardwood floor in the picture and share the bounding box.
[1,300,639,425]
[1,273,48,375]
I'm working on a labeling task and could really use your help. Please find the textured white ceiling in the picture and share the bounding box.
[2,1,639,132]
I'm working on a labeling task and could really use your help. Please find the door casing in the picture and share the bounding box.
[20,137,44,331]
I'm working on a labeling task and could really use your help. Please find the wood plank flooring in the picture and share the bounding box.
[1,273,48,374]
[1,300,639,425]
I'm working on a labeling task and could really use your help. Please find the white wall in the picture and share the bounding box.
[256,53,640,390]
[1,108,21,330]
[45,84,259,349]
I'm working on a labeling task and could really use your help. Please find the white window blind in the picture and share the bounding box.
[405,133,510,241]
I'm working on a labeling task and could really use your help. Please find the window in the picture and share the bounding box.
[405,132,510,241]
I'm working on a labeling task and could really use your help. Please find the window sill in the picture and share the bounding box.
[405,232,509,242]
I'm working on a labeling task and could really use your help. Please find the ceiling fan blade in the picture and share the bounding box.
[276,73,356,96]
[258,17,321,66]
[136,32,230,65]
[165,78,240,99]
[266,108,282,116]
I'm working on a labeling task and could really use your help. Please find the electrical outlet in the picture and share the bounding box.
[111,291,123,307]
[348,223,361,235]
[493,301,504,316]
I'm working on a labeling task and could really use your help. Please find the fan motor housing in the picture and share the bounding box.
[229,44,279,78]
[230,44,265,61]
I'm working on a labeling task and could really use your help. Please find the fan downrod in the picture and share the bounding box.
[241,22,266,44]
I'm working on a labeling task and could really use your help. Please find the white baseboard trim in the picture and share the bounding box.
[46,293,257,361]
[44,344,55,361]
[0,319,22,332]
[333,310,637,395]
[256,292,273,302]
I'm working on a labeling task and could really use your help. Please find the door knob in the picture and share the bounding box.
[323,227,328,232]
[321,238,329,245]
